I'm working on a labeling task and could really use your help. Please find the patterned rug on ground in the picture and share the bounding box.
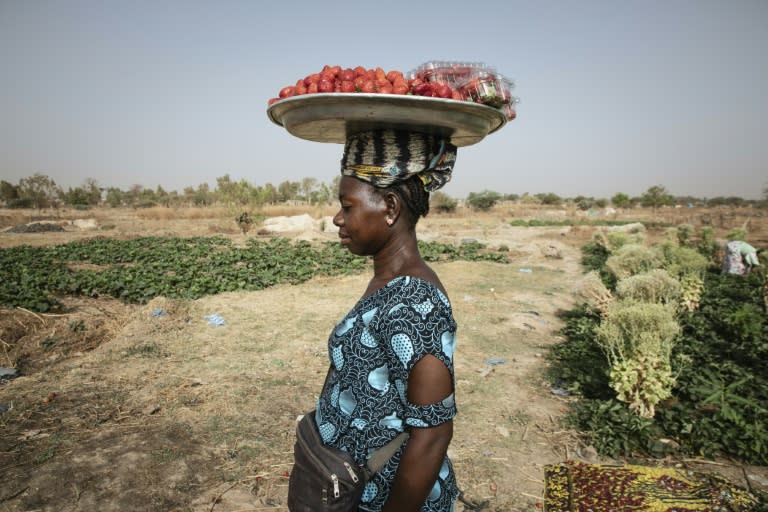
[544,460,761,511]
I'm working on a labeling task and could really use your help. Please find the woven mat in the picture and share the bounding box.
[544,460,760,511]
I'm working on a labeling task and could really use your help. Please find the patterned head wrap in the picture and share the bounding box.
[340,130,457,192]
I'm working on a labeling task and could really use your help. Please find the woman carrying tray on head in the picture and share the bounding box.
[315,129,460,511]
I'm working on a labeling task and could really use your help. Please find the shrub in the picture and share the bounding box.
[430,191,458,213]
[659,243,710,279]
[572,271,613,316]
[595,300,680,417]
[466,190,501,211]
[605,231,645,251]
[580,241,616,289]
[605,243,661,280]
[615,269,681,306]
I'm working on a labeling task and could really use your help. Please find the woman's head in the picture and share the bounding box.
[338,129,457,227]
[341,128,456,185]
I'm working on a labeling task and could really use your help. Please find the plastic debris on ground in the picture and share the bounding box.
[485,358,506,366]
[203,314,225,326]
[518,268,532,273]
[0,368,19,380]
[0,403,11,414]
[152,308,166,317]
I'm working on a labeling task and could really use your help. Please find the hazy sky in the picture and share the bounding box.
[1,0,766,199]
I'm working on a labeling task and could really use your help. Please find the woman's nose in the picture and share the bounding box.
[333,210,343,227]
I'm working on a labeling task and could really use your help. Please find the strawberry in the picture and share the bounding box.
[304,73,321,86]
[386,70,404,83]
[392,83,409,95]
[279,86,295,98]
[360,80,375,93]
[339,68,355,82]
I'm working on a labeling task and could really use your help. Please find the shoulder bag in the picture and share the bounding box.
[287,410,408,512]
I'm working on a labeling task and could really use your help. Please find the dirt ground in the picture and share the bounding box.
[1,205,766,512]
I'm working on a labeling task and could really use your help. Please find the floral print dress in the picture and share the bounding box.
[315,276,459,511]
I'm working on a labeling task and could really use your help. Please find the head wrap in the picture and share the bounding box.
[340,130,457,192]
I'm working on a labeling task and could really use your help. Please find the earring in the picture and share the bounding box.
[386,218,393,226]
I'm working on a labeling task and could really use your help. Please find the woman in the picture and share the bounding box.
[722,240,760,275]
[314,129,459,511]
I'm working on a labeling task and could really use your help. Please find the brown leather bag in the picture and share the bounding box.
[287,411,407,512]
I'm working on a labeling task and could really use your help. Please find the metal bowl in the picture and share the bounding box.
[267,93,507,147]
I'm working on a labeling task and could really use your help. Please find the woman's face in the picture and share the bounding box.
[333,176,389,256]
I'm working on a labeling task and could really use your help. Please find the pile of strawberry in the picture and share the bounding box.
[268,63,517,120]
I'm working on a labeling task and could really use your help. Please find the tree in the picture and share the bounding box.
[18,173,60,209]
[430,191,458,213]
[300,177,318,203]
[611,192,632,209]
[105,187,124,207]
[640,185,673,211]
[536,192,562,206]
[466,190,501,211]
[83,178,102,205]
[277,180,300,202]
[0,180,19,203]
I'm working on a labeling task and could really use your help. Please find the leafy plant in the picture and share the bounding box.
[0,236,508,312]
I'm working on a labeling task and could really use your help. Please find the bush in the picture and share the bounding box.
[615,269,681,306]
[466,190,501,211]
[430,191,458,213]
[659,243,710,279]
[605,243,662,280]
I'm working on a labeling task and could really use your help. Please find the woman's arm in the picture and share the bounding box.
[382,354,454,512]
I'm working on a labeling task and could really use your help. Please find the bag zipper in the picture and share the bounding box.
[343,462,360,483]
[296,416,361,497]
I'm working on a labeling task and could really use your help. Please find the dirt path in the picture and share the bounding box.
[0,215,595,511]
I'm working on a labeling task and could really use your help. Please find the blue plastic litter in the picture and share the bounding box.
[152,309,166,317]
[204,314,225,326]
[518,268,532,273]
[0,404,10,414]
[486,358,506,366]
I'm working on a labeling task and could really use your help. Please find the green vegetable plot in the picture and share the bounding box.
[1,236,507,312]
[550,232,768,466]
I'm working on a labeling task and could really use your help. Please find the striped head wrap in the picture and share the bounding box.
[340,130,457,192]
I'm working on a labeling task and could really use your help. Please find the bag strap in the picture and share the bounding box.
[366,431,409,474]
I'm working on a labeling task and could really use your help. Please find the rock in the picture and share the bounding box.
[542,244,562,259]
[262,214,319,233]
[71,218,98,230]
[495,425,510,438]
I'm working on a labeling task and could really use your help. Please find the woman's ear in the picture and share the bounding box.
[384,191,401,225]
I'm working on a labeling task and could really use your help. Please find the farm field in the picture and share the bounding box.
[1,205,766,511]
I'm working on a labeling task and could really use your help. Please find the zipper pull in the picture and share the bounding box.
[344,462,360,483]
[332,474,340,498]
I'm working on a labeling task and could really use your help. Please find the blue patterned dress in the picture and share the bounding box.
[315,276,459,511]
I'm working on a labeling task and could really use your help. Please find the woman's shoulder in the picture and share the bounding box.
[383,275,451,308]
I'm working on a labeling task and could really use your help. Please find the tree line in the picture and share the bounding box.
[1,173,766,211]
